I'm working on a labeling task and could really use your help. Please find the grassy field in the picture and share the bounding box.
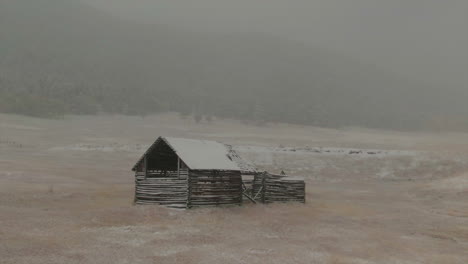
[1,113,467,263]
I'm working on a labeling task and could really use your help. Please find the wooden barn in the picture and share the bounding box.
[132,137,252,208]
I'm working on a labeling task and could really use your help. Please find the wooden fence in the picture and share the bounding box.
[250,173,305,204]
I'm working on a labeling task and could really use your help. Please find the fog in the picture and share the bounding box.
[2,2,468,263]
[1,0,467,130]
[86,0,468,90]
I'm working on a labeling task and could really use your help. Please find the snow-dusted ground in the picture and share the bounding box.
[1,113,468,264]
[234,145,419,157]
[49,143,147,153]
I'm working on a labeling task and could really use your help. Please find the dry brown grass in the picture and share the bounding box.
[1,113,468,263]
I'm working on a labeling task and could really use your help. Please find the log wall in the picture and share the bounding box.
[189,170,243,207]
[135,170,243,208]
[135,170,188,208]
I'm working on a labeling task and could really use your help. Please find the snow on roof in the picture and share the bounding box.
[163,137,241,171]
[133,137,250,171]
[226,145,258,172]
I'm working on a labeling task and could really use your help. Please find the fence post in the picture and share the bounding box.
[261,172,267,203]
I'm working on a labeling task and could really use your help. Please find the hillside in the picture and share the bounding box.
[1,0,465,130]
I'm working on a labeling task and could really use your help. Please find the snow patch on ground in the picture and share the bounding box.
[234,145,419,157]
[0,123,44,131]
[429,173,468,192]
[49,141,420,160]
[49,143,148,153]
[0,171,24,178]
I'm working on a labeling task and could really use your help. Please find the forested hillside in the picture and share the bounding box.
[1,0,466,130]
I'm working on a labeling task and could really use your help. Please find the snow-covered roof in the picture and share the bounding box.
[226,145,258,172]
[132,137,250,171]
[164,137,241,170]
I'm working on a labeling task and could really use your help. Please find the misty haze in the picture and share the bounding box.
[1,1,467,263]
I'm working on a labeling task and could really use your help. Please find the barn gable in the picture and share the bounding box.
[132,137,246,171]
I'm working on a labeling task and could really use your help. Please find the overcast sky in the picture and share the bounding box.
[84,0,468,90]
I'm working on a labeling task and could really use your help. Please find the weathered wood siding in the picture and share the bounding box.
[188,170,243,207]
[135,170,243,208]
[135,170,188,208]
[264,177,305,203]
[252,173,305,204]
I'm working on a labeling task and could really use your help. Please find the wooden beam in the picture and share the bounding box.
[177,157,180,179]
[187,170,192,209]
[144,155,147,180]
